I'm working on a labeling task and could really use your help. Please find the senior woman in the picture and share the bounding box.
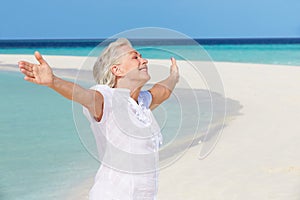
[18,38,179,200]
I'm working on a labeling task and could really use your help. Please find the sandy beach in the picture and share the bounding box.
[158,62,300,200]
[1,54,300,199]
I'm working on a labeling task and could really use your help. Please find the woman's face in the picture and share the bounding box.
[115,45,150,84]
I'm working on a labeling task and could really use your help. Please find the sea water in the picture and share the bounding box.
[0,71,98,199]
[0,39,299,199]
[1,38,300,65]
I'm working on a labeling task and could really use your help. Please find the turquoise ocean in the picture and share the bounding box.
[1,38,299,199]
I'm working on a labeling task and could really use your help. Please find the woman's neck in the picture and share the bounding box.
[114,80,144,102]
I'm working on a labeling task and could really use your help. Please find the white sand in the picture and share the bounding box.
[2,54,300,199]
[158,62,300,200]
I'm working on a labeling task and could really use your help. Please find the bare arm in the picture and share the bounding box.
[18,51,104,121]
[149,57,179,110]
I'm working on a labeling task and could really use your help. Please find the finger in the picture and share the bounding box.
[34,51,47,65]
[171,57,177,65]
[170,57,178,71]
[20,68,34,78]
[18,61,34,70]
[19,61,34,72]
[24,76,36,84]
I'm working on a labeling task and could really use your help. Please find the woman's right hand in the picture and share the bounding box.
[19,51,54,87]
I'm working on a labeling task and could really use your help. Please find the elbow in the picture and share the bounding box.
[160,87,172,103]
[86,90,104,122]
[87,103,103,122]
[164,88,172,100]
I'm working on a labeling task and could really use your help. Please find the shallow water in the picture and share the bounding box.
[0,71,98,199]
[0,70,241,199]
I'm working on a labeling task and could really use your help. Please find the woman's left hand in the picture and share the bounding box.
[170,57,179,83]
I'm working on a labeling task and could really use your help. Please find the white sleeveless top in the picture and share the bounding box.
[83,85,163,200]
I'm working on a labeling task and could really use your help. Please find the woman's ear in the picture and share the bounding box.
[111,65,122,76]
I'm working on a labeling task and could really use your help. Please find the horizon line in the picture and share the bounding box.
[1,37,300,40]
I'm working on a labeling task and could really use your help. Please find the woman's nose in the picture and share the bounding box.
[141,57,148,65]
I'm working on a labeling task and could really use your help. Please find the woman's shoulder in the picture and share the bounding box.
[90,84,113,101]
[90,84,111,91]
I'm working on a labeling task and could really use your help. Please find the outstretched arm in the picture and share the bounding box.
[18,51,104,121]
[149,57,179,110]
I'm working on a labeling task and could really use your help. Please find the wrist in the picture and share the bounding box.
[170,72,179,83]
[49,75,57,89]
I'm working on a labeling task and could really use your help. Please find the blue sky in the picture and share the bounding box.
[1,0,300,39]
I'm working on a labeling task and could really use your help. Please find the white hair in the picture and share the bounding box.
[93,38,132,87]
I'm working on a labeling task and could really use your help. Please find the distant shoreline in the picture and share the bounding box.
[1,41,300,66]
[1,38,300,47]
